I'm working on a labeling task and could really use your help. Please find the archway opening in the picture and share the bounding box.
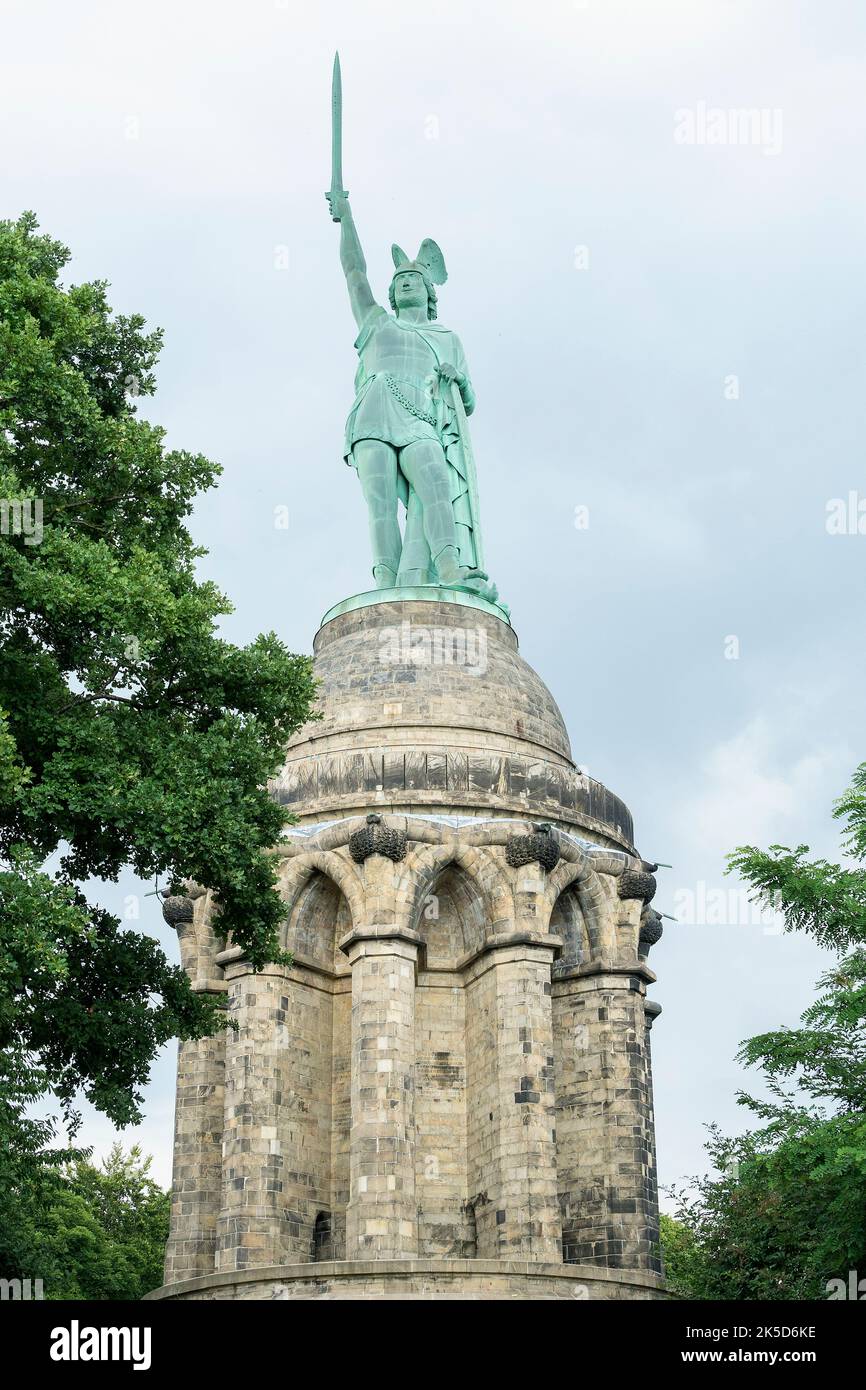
[312,1210,333,1262]
[286,870,352,970]
[416,862,486,965]
[550,885,590,972]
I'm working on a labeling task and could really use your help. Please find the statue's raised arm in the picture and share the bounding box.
[326,193,379,330]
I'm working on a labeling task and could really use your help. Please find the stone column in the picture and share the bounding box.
[552,961,659,1271]
[217,961,328,1272]
[162,890,226,1285]
[464,933,562,1260]
[643,998,663,1277]
[163,986,226,1284]
[342,925,420,1258]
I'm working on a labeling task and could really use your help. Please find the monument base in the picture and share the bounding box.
[154,595,666,1300]
[145,1259,668,1301]
[319,582,512,628]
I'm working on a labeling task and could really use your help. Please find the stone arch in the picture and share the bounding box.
[549,885,591,971]
[543,860,616,962]
[277,851,364,957]
[287,872,352,970]
[419,862,487,963]
[398,841,513,947]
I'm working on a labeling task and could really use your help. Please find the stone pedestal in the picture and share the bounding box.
[151,592,667,1301]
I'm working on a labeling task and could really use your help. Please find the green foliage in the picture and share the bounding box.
[726,844,866,955]
[0,213,317,1157]
[658,1212,702,1298]
[668,763,866,1299]
[0,1143,170,1300]
[668,1116,866,1300]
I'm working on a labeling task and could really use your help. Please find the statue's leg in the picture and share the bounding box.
[396,487,432,586]
[353,439,401,587]
[399,440,462,587]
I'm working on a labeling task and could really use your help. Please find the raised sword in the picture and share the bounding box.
[326,51,348,219]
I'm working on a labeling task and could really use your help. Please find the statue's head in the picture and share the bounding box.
[389,239,447,321]
[392,269,431,316]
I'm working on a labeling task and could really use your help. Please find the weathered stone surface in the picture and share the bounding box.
[505,823,561,871]
[144,1258,666,1301]
[618,869,657,903]
[270,601,636,850]
[347,813,408,864]
[552,968,660,1274]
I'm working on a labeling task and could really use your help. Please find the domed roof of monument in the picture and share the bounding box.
[275,591,635,850]
[288,595,572,763]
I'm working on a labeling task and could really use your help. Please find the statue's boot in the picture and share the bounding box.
[434,545,463,588]
[432,547,506,612]
[372,563,398,589]
[458,567,500,605]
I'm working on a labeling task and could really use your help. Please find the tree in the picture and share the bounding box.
[658,1212,702,1299]
[0,1144,170,1300]
[667,764,866,1299]
[0,213,316,1167]
[667,1117,866,1300]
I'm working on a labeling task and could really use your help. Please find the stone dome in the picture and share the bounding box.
[273,591,635,850]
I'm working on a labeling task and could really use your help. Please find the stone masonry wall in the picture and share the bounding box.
[217,965,334,1271]
[552,966,660,1274]
[163,1024,225,1284]
[414,973,473,1257]
[344,931,419,1258]
[160,809,665,1298]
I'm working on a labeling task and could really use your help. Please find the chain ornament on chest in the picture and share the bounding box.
[383,373,438,428]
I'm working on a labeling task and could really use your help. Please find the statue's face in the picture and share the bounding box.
[393,270,427,311]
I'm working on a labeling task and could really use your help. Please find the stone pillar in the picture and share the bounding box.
[465,933,562,1260]
[217,962,327,1272]
[414,971,473,1257]
[643,998,663,1277]
[342,925,420,1258]
[553,961,658,1271]
[329,977,352,1259]
[163,987,226,1283]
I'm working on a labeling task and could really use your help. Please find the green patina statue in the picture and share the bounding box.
[326,54,501,607]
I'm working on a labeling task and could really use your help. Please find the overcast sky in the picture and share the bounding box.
[4,0,866,1197]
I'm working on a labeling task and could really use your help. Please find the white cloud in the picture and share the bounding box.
[678,707,850,858]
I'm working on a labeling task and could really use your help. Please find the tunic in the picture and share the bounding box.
[342,308,477,561]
